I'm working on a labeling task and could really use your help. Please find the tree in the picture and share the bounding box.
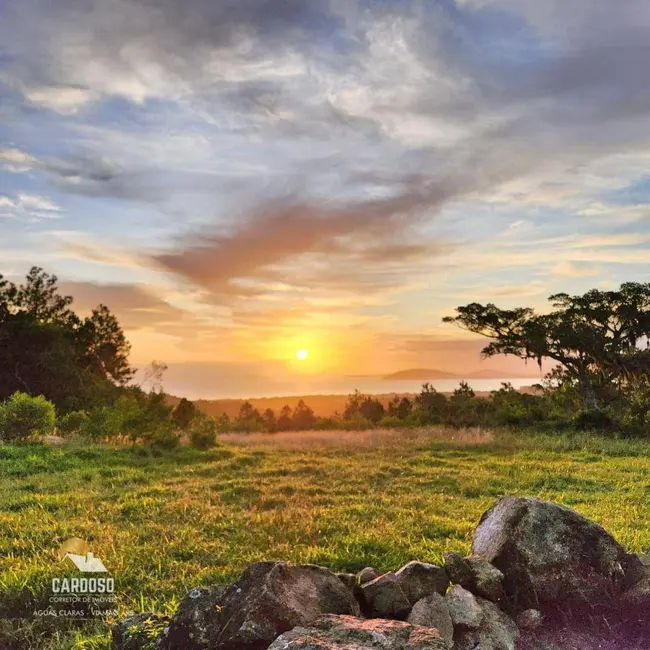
[291,400,316,430]
[0,267,134,411]
[236,401,263,431]
[443,283,650,411]
[262,408,277,433]
[415,383,447,422]
[277,405,292,431]
[388,396,412,420]
[172,398,198,430]
[359,396,385,425]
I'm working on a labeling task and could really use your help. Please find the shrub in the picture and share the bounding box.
[188,416,218,450]
[341,414,373,430]
[0,392,56,442]
[378,415,403,428]
[79,406,123,440]
[57,410,89,437]
[149,422,181,450]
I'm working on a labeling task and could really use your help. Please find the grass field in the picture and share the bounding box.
[2,427,650,649]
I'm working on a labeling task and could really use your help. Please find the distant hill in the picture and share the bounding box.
[382,368,457,380]
[382,368,542,380]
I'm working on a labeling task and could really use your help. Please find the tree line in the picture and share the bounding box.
[3,266,650,445]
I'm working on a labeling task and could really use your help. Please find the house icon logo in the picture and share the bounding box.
[64,551,107,573]
[57,538,107,573]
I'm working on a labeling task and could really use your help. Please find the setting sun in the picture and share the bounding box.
[296,349,309,360]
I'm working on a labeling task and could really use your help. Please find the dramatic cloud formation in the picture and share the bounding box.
[3,0,650,396]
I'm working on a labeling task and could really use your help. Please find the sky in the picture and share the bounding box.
[2,0,650,398]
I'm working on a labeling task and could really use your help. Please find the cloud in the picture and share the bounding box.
[153,194,450,300]
[0,192,62,220]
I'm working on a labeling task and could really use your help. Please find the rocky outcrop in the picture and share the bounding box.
[472,496,645,612]
[267,614,449,650]
[113,496,650,650]
[159,562,360,650]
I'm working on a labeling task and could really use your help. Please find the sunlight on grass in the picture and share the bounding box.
[2,427,650,647]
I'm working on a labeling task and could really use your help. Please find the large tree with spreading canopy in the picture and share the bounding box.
[443,283,650,410]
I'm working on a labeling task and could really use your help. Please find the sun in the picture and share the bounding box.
[295,349,309,360]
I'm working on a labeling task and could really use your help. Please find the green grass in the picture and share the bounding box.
[2,427,650,648]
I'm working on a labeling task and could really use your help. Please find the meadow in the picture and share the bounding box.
[3,427,650,649]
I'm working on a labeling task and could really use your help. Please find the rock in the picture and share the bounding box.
[472,496,645,612]
[336,572,357,591]
[394,561,449,605]
[618,575,650,617]
[358,572,412,619]
[158,585,228,650]
[407,593,453,649]
[444,552,504,601]
[445,585,482,629]
[161,562,359,650]
[443,552,474,586]
[111,612,171,650]
[267,614,449,649]
[516,608,543,630]
[455,599,518,650]
[356,566,381,585]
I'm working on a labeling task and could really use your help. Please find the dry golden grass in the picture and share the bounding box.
[219,426,494,450]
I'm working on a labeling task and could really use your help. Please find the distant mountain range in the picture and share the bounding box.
[382,368,542,380]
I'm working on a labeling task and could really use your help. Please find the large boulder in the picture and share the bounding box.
[472,497,645,612]
[267,614,449,649]
[444,552,504,601]
[160,562,360,650]
[407,593,454,649]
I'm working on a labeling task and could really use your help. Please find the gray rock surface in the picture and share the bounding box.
[472,497,645,611]
[158,585,228,650]
[445,585,482,629]
[356,566,381,585]
[161,562,359,650]
[444,552,504,601]
[454,598,518,650]
[406,593,453,649]
[516,608,543,630]
[267,614,449,649]
[394,561,449,605]
[358,572,412,619]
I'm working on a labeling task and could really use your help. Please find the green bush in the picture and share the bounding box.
[79,406,123,439]
[149,422,181,450]
[378,415,404,428]
[56,410,89,437]
[188,416,218,450]
[341,414,373,430]
[0,392,56,442]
